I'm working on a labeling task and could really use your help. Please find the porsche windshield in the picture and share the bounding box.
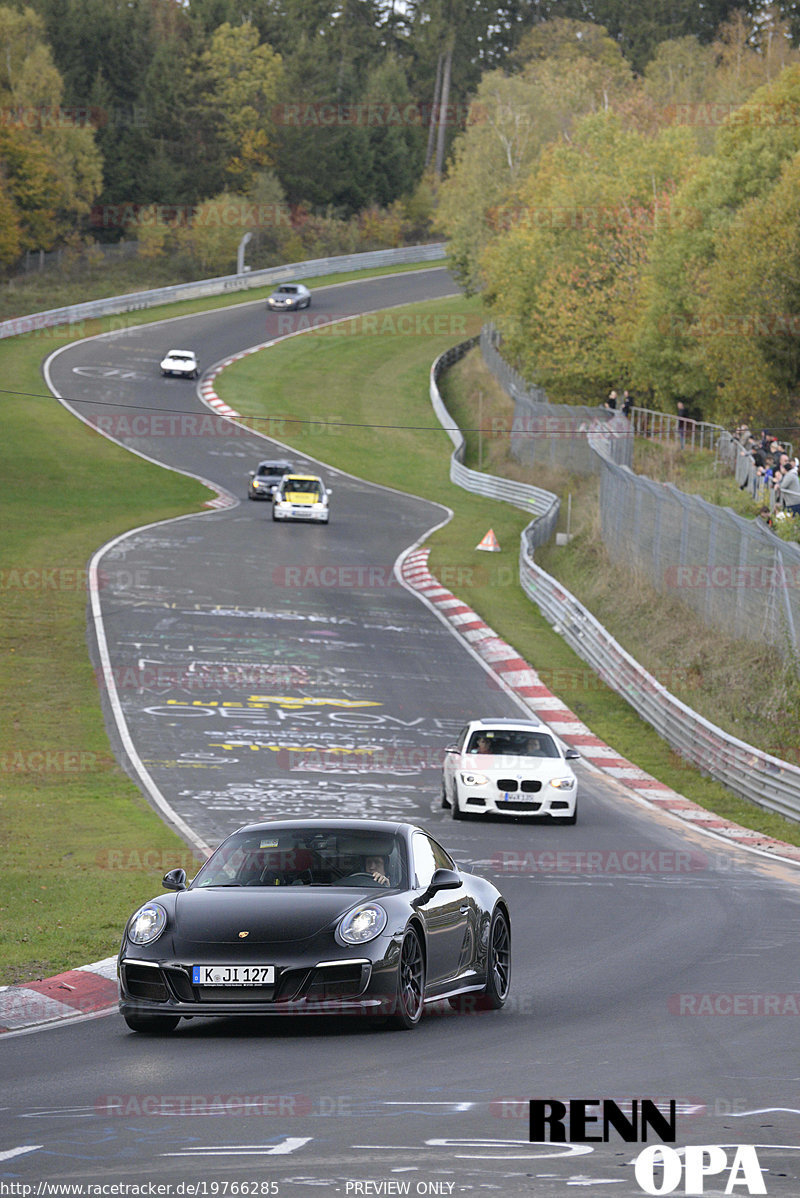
[192,828,408,889]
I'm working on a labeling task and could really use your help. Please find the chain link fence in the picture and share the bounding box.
[480,324,548,406]
[430,340,560,549]
[598,457,800,653]
[478,324,800,657]
[433,336,800,822]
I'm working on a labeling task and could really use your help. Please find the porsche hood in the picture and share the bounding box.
[170,887,375,945]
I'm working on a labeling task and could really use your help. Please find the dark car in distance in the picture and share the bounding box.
[118,819,511,1033]
[247,459,294,500]
[266,283,311,311]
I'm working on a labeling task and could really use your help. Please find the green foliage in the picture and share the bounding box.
[200,22,284,191]
[697,152,800,426]
[481,113,697,401]
[0,4,102,251]
[436,21,633,294]
[632,62,800,416]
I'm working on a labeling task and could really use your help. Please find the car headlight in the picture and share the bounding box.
[550,777,576,790]
[337,904,387,945]
[460,772,489,785]
[127,903,168,945]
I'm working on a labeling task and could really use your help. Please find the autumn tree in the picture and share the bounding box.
[480,113,697,402]
[631,61,800,414]
[696,151,800,427]
[437,20,633,293]
[0,5,102,255]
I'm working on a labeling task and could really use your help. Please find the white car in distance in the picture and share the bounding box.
[160,349,198,378]
[442,718,580,822]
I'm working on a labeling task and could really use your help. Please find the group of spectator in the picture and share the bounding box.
[736,426,800,518]
[606,389,634,417]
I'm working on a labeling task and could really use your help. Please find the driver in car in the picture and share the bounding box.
[364,854,390,887]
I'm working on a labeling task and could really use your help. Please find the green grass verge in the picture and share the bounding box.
[217,298,800,850]
[0,259,447,984]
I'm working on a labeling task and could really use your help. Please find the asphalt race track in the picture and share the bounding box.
[3,268,800,1196]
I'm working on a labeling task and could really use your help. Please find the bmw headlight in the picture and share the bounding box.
[337,904,387,945]
[550,776,576,790]
[460,772,489,785]
[127,903,168,945]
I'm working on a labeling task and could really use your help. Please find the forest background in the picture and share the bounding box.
[5,0,800,425]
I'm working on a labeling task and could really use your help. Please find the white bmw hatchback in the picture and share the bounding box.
[442,718,580,823]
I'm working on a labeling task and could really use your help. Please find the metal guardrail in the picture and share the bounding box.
[432,340,800,824]
[1,243,447,338]
[518,549,800,821]
[430,341,560,548]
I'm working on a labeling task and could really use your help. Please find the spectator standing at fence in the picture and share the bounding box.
[771,465,786,510]
[605,389,617,411]
[758,506,775,530]
[622,390,633,417]
[763,456,775,491]
[676,400,688,448]
[780,458,800,515]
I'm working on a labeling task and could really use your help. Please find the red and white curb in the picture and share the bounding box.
[200,373,241,419]
[401,547,800,865]
[200,340,280,420]
[0,958,117,1033]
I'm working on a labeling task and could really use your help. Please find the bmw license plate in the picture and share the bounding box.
[192,965,275,986]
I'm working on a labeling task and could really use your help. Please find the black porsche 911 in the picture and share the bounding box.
[118,818,510,1033]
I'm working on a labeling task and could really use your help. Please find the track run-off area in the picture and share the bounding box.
[3,268,800,1196]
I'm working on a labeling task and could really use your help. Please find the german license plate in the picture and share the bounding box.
[192,965,275,986]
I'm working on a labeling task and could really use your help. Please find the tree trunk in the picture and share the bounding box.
[425,53,443,169]
[434,40,453,179]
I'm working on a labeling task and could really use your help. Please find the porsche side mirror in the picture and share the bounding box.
[162,868,187,891]
[564,748,580,760]
[444,744,458,754]
[429,867,461,892]
[249,470,255,477]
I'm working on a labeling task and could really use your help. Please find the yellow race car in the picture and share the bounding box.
[272,473,331,524]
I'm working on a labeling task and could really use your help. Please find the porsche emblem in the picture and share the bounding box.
[238,931,249,938]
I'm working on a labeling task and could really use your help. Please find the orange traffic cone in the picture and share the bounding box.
[476,528,501,552]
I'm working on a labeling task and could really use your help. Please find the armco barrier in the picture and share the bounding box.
[432,341,800,823]
[1,243,447,339]
[430,341,559,548]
